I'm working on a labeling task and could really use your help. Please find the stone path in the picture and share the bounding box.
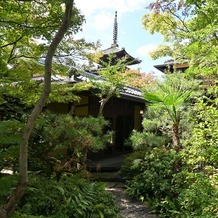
[106,183,158,218]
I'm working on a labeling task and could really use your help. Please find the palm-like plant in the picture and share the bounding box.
[143,81,193,152]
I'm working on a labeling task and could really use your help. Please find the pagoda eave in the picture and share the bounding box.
[100,46,141,66]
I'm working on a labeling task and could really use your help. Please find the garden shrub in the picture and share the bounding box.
[182,100,218,171]
[16,174,121,218]
[176,172,218,218]
[0,174,19,206]
[125,151,218,217]
[28,112,111,179]
[0,120,23,172]
[125,147,179,215]
[120,150,147,181]
[123,78,218,217]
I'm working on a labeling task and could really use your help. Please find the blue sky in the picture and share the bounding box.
[74,0,168,78]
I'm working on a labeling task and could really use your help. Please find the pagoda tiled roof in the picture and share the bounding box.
[99,45,141,66]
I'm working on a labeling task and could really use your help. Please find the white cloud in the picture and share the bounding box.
[136,44,157,58]
[74,0,152,17]
[73,0,161,74]
[74,0,111,17]
[74,0,153,39]
[93,13,114,30]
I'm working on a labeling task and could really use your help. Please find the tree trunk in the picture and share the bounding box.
[172,123,181,152]
[68,102,76,115]
[98,99,105,117]
[0,1,74,217]
[98,93,113,117]
[172,123,183,172]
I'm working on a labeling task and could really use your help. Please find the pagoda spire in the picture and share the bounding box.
[111,11,118,47]
[100,11,141,66]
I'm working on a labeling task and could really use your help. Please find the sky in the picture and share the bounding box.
[74,0,167,78]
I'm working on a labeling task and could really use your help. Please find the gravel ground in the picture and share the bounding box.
[106,183,158,218]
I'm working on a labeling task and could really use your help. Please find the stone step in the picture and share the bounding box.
[90,171,125,182]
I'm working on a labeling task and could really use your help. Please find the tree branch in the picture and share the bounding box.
[1,1,74,217]
[8,55,37,62]
[0,35,23,49]
[0,20,59,30]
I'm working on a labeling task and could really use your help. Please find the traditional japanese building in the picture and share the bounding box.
[154,59,217,89]
[34,12,144,162]
[154,59,189,73]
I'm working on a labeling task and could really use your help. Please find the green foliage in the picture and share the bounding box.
[122,1,218,217]
[143,74,195,125]
[28,112,110,176]
[121,150,147,181]
[0,0,97,109]
[95,56,127,96]
[143,0,218,76]
[123,74,218,216]
[0,120,23,171]
[177,173,218,217]
[0,174,19,206]
[15,174,121,218]
[0,0,84,63]
[130,115,170,150]
[48,83,81,104]
[126,148,177,206]
[90,56,130,116]
[142,74,196,151]
[32,112,110,152]
[125,149,218,217]
[124,100,218,217]
[182,98,218,170]
[0,1,99,216]
[0,94,32,120]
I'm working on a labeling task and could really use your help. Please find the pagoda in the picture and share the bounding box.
[99,11,141,66]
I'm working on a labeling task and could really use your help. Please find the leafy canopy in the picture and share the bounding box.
[0,0,98,107]
[143,0,218,76]
[143,74,195,124]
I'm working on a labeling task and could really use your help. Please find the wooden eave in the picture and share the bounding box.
[99,46,141,66]
[154,62,189,73]
[32,72,144,103]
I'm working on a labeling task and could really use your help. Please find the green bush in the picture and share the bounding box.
[126,153,218,217]
[176,173,218,218]
[0,120,23,172]
[28,112,110,178]
[120,150,146,181]
[124,79,218,217]
[126,147,179,215]
[16,174,121,218]
[0,174,19,206]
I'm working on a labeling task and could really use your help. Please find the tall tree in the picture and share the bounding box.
[90,56,155,117]
[143,74,194,151]
[143,0,218,77]
[90,57,127,117]
[0,1,79,217]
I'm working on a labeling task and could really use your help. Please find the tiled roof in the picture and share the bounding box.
[32,71,144,102]
[154,60,189,73]
[100,46,141,66]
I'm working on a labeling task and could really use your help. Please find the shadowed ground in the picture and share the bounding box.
[87,153,127,172]
[106,183,158,218]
